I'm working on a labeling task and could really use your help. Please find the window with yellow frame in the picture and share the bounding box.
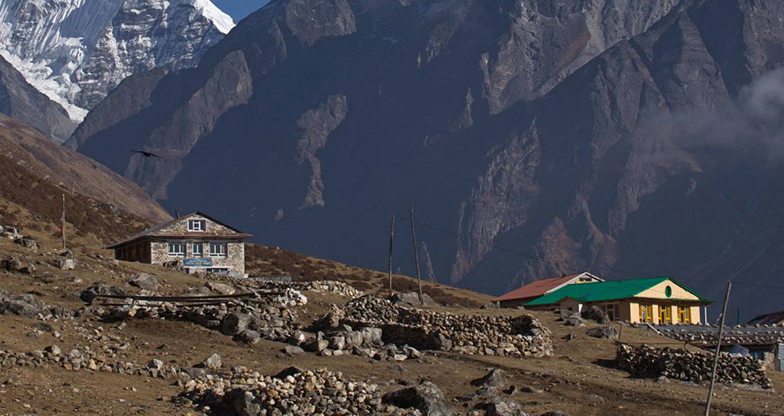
[678,305,691,324]
[639,303,653,323]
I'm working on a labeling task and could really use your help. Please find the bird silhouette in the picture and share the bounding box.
[130,149,163,159]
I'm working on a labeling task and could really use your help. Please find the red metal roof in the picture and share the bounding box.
[496,274,582,302]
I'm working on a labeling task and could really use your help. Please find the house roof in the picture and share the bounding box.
[107,211,252,249]
[525,277,710,306]
[496,272,603,302]
[496,274,583,302]
[748,310,784,326]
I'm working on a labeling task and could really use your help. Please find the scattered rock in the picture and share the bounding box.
[283,345,304,355]
[586,325,617,339]
[392,292,438,307]
[562,314,585,327]
[78,283,125,303]
[221,312,251,336]
[202,353,222,370]
[477,396,530,416]
[236,329,261,344]
[1,256,23,273]
[128,274,160,291]
[58,258,76,270]
[382,380,453,416]
[206,281,236,295]
[581,306,610,324]
[13,237,38,250]
[471,369,507,389]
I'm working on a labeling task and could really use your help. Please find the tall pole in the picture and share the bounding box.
[388,214,395,298]
[61,194,66,251]
[410,203,422,298]
[704,282,731,416]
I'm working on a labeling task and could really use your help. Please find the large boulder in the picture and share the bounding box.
[562,313,585,327]
[206,281,236,295]
[471,369,507,390]
[1,256,23,272]
[227,389,261,416]
[13,237,38,249]
[0,292,47,318]
[392,292,438,307]
[477,397,530,416]
[581,306,609,324]
[78,282,125,302]
[586,325,618,339]
[127,273,160,291]
[201,353,222,370]
[221,312,251,335]
[382,380,453,416]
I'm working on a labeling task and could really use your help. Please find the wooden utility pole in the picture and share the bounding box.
[704,282,731,416]
[61,194,66,251]
[410,204,423,298]
[388,214,395,298]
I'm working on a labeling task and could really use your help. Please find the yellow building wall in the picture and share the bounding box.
[690,306,701,324]
[625,301,638,323]
[636,280,700,301]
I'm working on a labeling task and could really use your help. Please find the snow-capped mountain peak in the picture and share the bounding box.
[0,0,234,125]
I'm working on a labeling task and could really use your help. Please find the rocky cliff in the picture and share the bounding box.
[0,0,233,124]
[72,0,784,314]
[0,54,75,142]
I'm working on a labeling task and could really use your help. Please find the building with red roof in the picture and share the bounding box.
[496,272,604,308]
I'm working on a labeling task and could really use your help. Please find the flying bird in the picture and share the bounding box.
[130,149,163,159]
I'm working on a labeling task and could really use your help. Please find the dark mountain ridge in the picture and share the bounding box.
[70,0,784,317]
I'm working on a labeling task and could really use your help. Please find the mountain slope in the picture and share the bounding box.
[0,54,75,142]
[0,0,234,122]
[72,0,784,314]
[0,114,170,223]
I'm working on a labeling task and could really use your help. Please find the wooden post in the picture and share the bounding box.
[410,203,422,298]
[61,194,66,251]
[388,214,395,298]
[704,282,731,416]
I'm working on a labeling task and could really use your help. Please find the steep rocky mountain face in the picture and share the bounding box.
[0,114,170,222]
[0,0,233,127]
[72,0,784,315]
[0,54,75,142]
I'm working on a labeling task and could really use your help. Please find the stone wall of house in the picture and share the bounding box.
[159,214,236,236]
[150,240,245,275]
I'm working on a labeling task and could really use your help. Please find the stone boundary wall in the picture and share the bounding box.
[616,344,771,389]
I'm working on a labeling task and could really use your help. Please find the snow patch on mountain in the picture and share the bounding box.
[0,0,233,122]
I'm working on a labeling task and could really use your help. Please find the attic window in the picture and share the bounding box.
[188,219,206,232]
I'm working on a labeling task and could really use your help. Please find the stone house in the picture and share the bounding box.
[107,212,252,276]
[525,277,711,324]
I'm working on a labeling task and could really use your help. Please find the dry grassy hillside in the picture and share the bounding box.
[0,114,170,222]
[0,188,782,416]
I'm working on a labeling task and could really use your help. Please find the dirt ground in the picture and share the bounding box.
[1,203,783,416]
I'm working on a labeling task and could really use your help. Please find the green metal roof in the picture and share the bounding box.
[524,277,709,306]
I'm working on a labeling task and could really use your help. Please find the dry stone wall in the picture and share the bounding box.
[325,295,553,358]
[616,344,771,389]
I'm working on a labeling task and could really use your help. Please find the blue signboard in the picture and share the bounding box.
[184,258,213,267]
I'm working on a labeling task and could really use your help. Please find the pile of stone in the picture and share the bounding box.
[616,344,771,389]
[323,295,553,358]
[298,325,423,362]
[178,366,392,416]
[102,298,298,345]
[0,346,180,379]
[0,289,71,320]
[204,274,364,298]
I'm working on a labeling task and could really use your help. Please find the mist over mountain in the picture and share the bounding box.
[70,0,784,317]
